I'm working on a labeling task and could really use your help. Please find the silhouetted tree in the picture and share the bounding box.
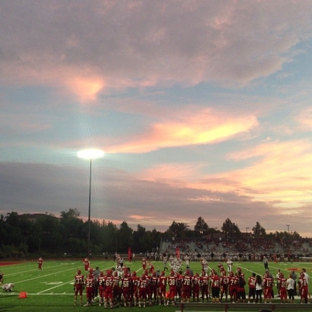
[116,221,133,252]
[133,224,146,252]
[194,216,209,235]
[252,221,266,238]
[1,210,309,258]
[167,221,190,239]
[221,218,241,238]
[101,221,118,253]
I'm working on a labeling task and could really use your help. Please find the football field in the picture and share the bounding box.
[0,259,311,311]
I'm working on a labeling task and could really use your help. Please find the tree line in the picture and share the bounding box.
[0,209,303,258]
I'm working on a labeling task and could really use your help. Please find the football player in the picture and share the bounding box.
[2,283,14,292]
[74,269,84,306]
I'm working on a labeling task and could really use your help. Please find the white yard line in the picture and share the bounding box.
[3,262,80,277]
[37,280,73,294]
[11,261,112,285]
[0,292,73,296]
[14,266,80,284]
[2,261,138,296]
[232,263,258,274]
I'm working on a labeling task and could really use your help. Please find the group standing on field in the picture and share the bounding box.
[72,254,311,307]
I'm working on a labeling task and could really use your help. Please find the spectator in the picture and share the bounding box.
[263,256,269,270]
[255,275,263,303]
[286,274,295,303]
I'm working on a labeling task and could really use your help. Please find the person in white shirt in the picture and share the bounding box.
[302,268,309,282]
[226,258,233,272]
[286,274,295,302]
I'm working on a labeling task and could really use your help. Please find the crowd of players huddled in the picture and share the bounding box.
[73,254,310,307]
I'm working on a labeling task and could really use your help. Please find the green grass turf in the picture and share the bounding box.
[0,259,311,311]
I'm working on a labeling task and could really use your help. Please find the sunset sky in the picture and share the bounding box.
[1,0,312,236]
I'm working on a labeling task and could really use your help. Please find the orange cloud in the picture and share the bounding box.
[106,110,258,153]
[66,76,105,102]
[136,164,201,186]
[205,140,312,208]
[2,60,108,103]
[129,215,154,220]
[137,139,312,214]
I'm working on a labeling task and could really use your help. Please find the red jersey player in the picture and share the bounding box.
[141,257,147,271]
[0,271,4,284]
[182,269,192,303]
[157,271,167,305]
[229,271,238,303]
[104,270,114,308]
[276,269,283,294]
[149,271,158,305]
[220,271,230,302]
[112,270,122,307]
[298,272,309,304]
[74,269,84,306]
[247,273,256,303]
[167,269,177,306]
[38,257,43,271]
[84,271,94,306]
[121,272,132,307]
[192,273,200,302]
[279,275,287,303]
[263,273,274,303]
[200,270,209,302]
[98,271,105,306]
[218,262,224,274]
[83,258,90,272]
[138,274,148,308]
[210,270,220,303]
[144,270,152,305]
[176,272,183,302]
[148,261,155,274]
[131,271,139,306]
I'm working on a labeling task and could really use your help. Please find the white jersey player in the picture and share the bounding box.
[226,258,233,272]
[2,283,14,292]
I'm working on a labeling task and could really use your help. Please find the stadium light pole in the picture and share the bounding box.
[286,224,290,232]
[78,149,104,256]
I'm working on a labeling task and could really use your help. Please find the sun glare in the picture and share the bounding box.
[77,149,105,160]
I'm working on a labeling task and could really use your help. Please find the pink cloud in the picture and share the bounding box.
[66,76,105,102]
[104,109,258,153]
[1,1,311,96]
[207,140,312,207]
[296,107,312,131]
[136,139,312,217]
[136,164,201,186]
